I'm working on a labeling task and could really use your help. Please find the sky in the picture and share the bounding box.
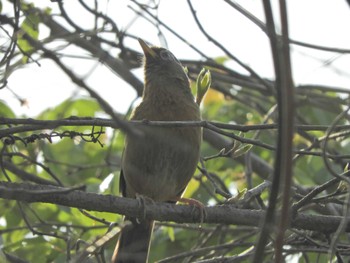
[1,0,350,117]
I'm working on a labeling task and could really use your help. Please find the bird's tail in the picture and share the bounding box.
[112,219,154,263]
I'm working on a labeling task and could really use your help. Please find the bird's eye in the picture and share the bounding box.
[160,50,174,61]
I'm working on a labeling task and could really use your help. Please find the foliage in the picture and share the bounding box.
[1,1,350,262]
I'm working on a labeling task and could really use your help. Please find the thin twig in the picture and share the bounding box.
[186,0,273,93]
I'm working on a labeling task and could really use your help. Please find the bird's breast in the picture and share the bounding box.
[122,99,201,201]
[122,125,201,201]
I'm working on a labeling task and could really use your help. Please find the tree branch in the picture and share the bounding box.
[0,181,348,233]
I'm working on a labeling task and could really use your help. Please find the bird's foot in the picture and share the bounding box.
[175,197,207,223]
[135,193,155,223]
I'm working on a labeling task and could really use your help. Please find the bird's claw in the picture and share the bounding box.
[135,193,155,222]
[177,197,207,223]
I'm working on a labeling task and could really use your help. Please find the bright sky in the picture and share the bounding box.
[1,0,350,117]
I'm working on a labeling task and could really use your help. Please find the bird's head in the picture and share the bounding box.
[138,38,190,92]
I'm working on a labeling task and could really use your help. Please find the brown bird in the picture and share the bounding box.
[112,39,202,263]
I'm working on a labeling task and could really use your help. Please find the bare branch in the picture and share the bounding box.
[0,181,349,233]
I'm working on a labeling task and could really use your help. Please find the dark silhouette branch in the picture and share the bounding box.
[0,181,348,233]
[3,117,350,132]
[254,1,295,261]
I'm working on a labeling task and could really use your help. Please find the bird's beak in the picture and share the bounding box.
[138,38,157,58]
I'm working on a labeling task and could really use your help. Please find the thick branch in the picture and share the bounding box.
[0,181,348,233]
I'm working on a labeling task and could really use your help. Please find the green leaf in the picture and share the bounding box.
[183,176,200,199]
[38,98,101,120]
[214,56,230,65]
[0,100,16,118]
[232,144,253,158]
[195,68,211,106]
[226,188,247,203]
[5,207,22,229]
[41,138,108,185]
[17,12,40,62]
[163,226,175,242]
[44,7,52,15]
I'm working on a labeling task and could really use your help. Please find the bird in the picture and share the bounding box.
[111,38,202,263]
